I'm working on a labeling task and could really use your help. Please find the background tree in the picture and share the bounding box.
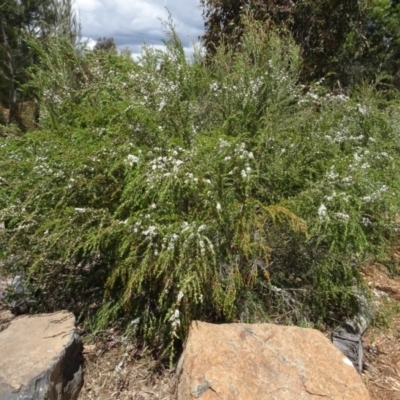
[357,0,400,88]
[201,1,361,78]
[0,0,80,128]
[200,0,400,89]
[93,36,118,54]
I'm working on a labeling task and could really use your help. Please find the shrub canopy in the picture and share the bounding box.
[1,17,399,358]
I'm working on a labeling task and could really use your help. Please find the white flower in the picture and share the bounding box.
[181,221,189,230]
[158,99,166,111]
[143,226,157,237]
[177,291,184,302]
[171,320,180,328]
[209,82,219,92]
[216,202,222,211]
[171,233,179,241]
[126,154,139,166]
[169,309,180,328]
[219,140,229,149]
[357,104,367,115]
[318,204,327,219]
[241,170,247,178]
[336,212,350,221]
[198,224,206,232]
[326,171,339,180]
[74,208,86,213]
[362,217,372,226]
[325,191,337,202]
[151,203,157,209]
[308,91,319,100]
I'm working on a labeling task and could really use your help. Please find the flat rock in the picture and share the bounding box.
[0,311,83,400]
[177,321,370,400]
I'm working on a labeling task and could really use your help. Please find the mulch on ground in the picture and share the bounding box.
[362,263,400,399]
[79,333,176,400]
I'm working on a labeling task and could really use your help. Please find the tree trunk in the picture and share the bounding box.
[0,11,20,127]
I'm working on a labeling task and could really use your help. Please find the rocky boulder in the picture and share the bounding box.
[177,321,370,400]
[0,311,83,400]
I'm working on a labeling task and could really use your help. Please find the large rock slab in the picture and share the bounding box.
[177,321,370,400]
[0,311,83,400]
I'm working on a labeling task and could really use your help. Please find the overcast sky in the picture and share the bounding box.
[74,0,205,57]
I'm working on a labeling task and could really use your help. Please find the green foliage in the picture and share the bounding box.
[200,1,400,90]
[1,17,400,357]
[0,0,79,126]
[370,288,400,332]
[200,0,362,84]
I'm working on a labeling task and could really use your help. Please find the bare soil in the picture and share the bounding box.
[362,263,400,399]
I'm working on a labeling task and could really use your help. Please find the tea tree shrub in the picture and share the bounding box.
[0,17,399,355]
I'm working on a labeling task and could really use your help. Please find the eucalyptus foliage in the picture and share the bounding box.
[0,17,399,356]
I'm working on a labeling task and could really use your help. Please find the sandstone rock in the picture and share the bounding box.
[0,305,13,332]
[0,311,83,400]
[177,321,370,400]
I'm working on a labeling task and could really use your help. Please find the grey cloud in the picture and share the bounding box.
[75,0,204,50]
